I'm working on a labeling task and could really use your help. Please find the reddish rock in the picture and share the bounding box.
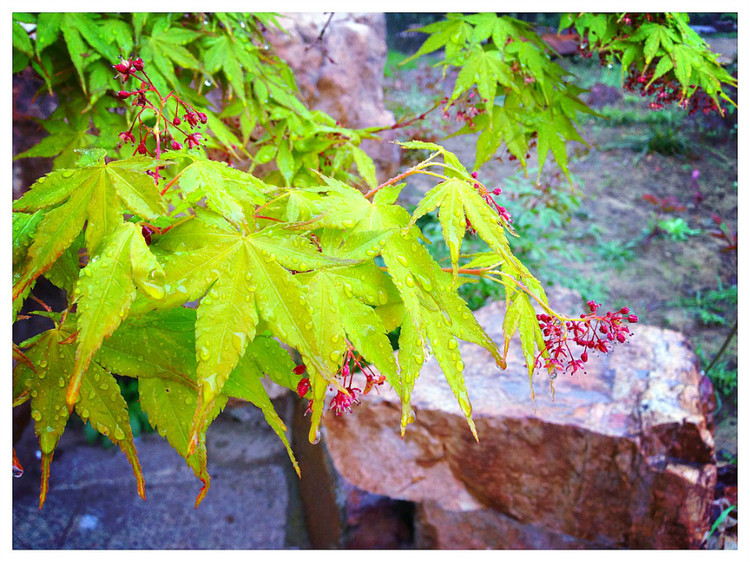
[267,13,400,181]
[322,290,717,548]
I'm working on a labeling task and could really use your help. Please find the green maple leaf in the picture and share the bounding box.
[67,221,166,411]
[168,154,265,226]
[59,13,123,94]
[14,316,145,508]
[382,231,505,438]
[139,372,225,508]
[134,214,354,446]
[223,353,299,475]
[101,306,301,504]
[12,154,166,301]
[408,176,516,282]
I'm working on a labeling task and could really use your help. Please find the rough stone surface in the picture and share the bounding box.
[322,289,717,549]
[13,399,307,549]
[267,13,400,181]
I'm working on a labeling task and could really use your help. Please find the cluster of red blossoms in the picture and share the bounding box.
[574,13,724,115]
[464,171,513,235]
[622,67,721,114]
[113,56,208,179]
[536,301,638,378]
[440,90,487,129]
[295,344,386,417]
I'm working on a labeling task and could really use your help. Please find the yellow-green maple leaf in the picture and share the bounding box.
[12,155,166,301]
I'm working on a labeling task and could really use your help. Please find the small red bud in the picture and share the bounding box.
[627,314,639,323]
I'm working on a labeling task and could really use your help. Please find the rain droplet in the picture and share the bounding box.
[31,410,42,421]
[81,408,90,419]
[39,360,48,368]
[61,170,75,178]
[448,339,458,350]
[114,427,125,440]
[232,332,247,354]
[396,255,408,267]
[405,275,415,288]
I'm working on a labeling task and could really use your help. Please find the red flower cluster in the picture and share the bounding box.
[464,172,513,235]
[440,90,487,129]
[623,67,721,115]
[536,301,638,378]
[294,344,386,417]
[113,57,208,170]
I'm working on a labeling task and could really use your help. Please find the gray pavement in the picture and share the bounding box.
[13,398,309,549]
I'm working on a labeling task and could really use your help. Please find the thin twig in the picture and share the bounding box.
[704,320,737,376]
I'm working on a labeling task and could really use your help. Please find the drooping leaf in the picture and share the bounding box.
[14,317,145,508]
[67,222,165,411]
[222,355,299,475]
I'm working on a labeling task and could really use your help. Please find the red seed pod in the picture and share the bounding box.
[627,314,639,323]
[293,364,307,376]
[296,377,311,398]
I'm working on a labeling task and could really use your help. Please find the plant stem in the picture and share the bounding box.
[704,320,737,376]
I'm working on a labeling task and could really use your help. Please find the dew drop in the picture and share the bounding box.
[31,410,42,421]
[456,360,465,371]
[311,429,322,444]
[405,275,415,288]
[199,347,211,361]
[37,370,46,380]
[329,351,341,362]
[58,377,66,387]
[448,339,458,350]
[81,408,90,419]
[377,290,388,305]
[396,255,408,267]
[30,390,38,398]
[39,360,48,368]
[114,427,125,440]
[232,332,247,354]
[342,219,355,229]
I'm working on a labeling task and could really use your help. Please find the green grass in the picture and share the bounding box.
[384,49,420,78]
